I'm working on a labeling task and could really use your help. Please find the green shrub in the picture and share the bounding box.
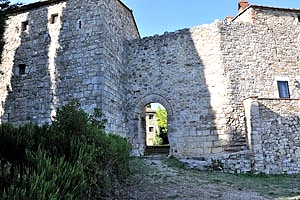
[2,148,86,199]
[153,133,163,146]
[0,99,131,199]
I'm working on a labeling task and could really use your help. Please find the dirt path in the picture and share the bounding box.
[120,156,274,200]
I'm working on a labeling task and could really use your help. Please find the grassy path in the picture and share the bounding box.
[116,156,300,200]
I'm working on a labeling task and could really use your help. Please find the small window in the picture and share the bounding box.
[18,64,26,75]
[298,15,300,22]
[78,20,82,29]
[277,81,290,98]
[21,21,28,31]
[50,14,59,24]
[149,127,154,132]
[149,114,153,120]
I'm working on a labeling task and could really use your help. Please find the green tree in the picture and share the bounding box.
[155,106,168,144]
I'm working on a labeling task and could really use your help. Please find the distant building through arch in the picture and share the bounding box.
[133,94,174,156]
[2,0,300,174]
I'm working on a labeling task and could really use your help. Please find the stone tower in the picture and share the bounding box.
[2,0,300,174]
[0,0,139,136]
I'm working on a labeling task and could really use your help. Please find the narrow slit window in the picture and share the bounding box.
[50,14,59,24]
[277,81,290,98]
[78,20,82,29]
[18,64,26,75]
[21,21,28,31]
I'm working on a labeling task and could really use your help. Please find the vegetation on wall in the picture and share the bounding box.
[0,99,131,199]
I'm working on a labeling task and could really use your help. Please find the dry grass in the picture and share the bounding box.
[115,157,300,200]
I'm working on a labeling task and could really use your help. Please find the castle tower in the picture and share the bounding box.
[0,0,140,136]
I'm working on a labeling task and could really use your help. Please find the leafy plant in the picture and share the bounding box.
[155,106,169,144]
[153,133,163,146]
[0,99,131,199]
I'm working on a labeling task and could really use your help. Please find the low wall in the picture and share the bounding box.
[244,97,300,174]
[185,97,300,174]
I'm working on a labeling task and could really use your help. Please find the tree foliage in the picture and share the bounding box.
[155,106,168,144]
[0,99,130,199]
[155,106,168,133]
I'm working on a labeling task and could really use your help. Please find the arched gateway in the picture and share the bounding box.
[131,94,174,156]
[3,0,300,174]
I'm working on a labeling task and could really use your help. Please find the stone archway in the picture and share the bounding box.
[134,94,174,156]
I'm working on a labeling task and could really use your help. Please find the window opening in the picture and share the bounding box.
[18,64,26,75]
[78,20,82,29]
[149,114,153,120]
[277,81,290,98]
[149,127,154,132]
[21,21,28,31]
[50,14,59,24]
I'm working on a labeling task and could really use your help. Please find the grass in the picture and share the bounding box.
[164,157,300,198]
[129,157,300,199]
[215,173,300,198]
[162,156,187,169]
[129,157,156,174]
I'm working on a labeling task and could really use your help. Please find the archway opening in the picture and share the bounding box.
[143,103,169,155]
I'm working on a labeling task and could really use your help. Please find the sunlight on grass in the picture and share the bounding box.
[130,157,300,198]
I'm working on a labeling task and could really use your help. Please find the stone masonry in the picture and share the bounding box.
[1,0,300,174]
[0,0,139,135]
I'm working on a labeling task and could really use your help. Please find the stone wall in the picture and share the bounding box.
[2,1,300,174]
[186,97,300,174]
[126,23,231,156]
[0,0,139,135]
[244,97,300,174]
[0,1,68,125]
[220,6,300,142]
[125,5,300,161]
[99,0,139,135]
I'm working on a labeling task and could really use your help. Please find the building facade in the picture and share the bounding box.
[142,107,159,146]
[1,0,300,173]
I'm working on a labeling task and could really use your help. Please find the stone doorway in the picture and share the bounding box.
[134,94,173,156]
[143,103,169,155]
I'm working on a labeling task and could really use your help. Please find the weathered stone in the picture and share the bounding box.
[1,1,300,174]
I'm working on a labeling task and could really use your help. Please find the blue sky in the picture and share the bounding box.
[10,0,300,37]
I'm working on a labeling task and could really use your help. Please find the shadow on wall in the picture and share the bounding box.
[127,27,227,157]
[3,6,53,125]
[3,0,101,125]
[245,98,300,174]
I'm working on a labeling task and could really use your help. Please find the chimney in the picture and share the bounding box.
[238,0,250,13]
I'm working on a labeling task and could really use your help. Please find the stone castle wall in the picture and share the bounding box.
[125,5,300,159]
[219,6,300,142]
[1,0,300,173]
[126,23,230,156]
[244,98,300,174]
[0,0,139,135]
[99,0,140,135]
